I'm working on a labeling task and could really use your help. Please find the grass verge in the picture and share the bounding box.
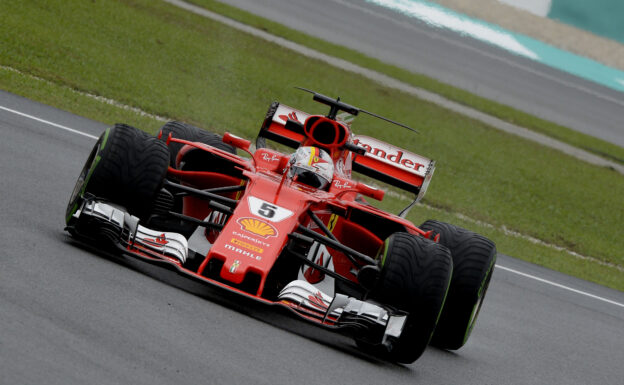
[0,0,622,291]
[190,0,624,165]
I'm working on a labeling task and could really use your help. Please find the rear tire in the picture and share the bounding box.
[66,123,169,222]
[362,232,452,363]
[420,220,496,350]
[158,121,235,168]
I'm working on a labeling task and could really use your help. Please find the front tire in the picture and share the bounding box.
[66,123,169,222]
[362,232,452,363]
[420,220,496,350]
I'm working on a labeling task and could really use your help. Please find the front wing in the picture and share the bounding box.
[66,199,407,348]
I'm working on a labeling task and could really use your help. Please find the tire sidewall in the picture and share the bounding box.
[66,124,169,221]
[420,220,497,349]
[368,232,452,363]
[65,127,111,224]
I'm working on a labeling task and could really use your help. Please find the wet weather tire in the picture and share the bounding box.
[420,220,496,350]
[66,123,169,222]
[158,121,235,168]
[363,232,452,363]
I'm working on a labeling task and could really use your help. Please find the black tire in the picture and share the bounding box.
[419,220,496,350]
[363,232,452,363]
[66,123,170,222]
[158,121,235,168]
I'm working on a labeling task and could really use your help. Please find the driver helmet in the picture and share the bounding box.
[288,146,334,190]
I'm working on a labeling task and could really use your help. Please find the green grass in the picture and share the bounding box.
[1,0,622,291]
[189,0,624,165]
[0,67,165,131]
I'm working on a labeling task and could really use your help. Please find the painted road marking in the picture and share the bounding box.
[496,264,624,309]
[0,105,98,140]
[2,99,622,311]
[364,0,624,96]
[347,0,624,106]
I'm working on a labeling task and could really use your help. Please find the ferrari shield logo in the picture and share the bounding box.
[229,260,241,273]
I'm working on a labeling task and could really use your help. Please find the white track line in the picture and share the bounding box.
[3,103,622,309]
[0,105,98,140]
[496,265,624,309]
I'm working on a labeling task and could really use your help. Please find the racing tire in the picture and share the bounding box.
[66,123,170,222]
[419,220,496,350]
[158,121,235,168]
[362,232,452,363]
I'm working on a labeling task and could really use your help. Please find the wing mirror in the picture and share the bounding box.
[356,182,385,201]
[223,132,252,152]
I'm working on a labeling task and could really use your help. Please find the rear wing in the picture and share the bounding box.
[257,103,435,197]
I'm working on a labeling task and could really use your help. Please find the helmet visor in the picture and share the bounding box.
[292,166,330,189]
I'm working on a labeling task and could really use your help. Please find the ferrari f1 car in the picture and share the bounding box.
[65,89,496,363]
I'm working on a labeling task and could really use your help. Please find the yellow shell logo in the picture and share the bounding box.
[237,217,277,238]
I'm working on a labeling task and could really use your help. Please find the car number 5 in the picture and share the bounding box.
[258,203,277,219]
[248,196,293,222]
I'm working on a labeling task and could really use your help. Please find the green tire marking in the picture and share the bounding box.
[461,253,496,344]
[379,239,390,268]
[65,127,110,223]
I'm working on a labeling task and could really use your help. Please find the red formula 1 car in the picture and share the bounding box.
[65,89,496,363]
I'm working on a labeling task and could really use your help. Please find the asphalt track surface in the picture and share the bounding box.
[214,0,624,148]
[1,91,624,384]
